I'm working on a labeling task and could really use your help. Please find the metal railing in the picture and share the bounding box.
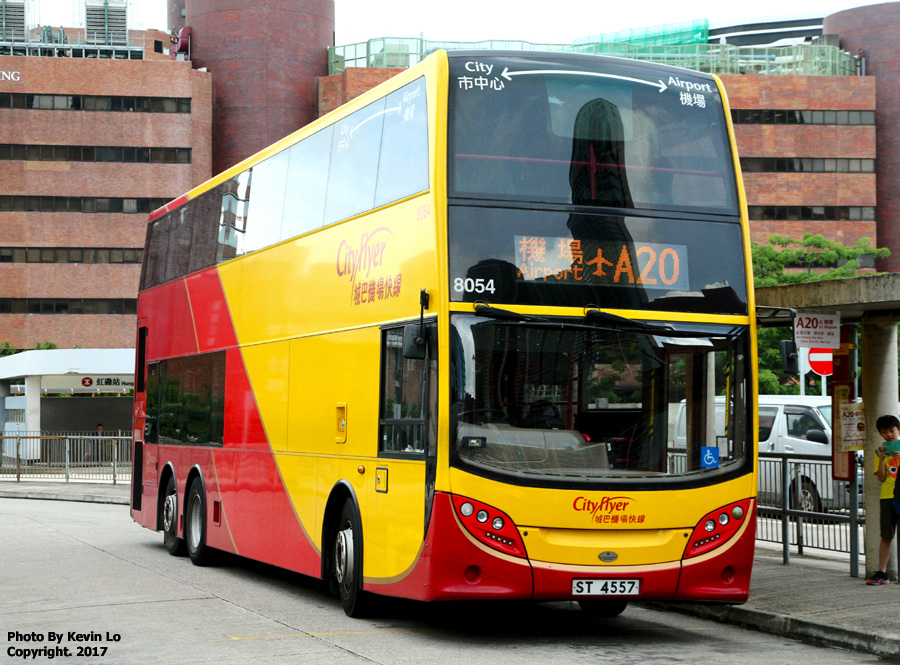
[329,38,860,77]
[757,451,863,576]
[0,431,131,484]
[0,434,866,573]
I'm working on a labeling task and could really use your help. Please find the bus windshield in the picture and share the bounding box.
[450,314,749,486]
[448,53,738,215]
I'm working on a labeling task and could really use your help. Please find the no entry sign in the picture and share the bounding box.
[808,347,833,376]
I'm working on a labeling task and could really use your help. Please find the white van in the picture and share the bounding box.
[673,395,846,512]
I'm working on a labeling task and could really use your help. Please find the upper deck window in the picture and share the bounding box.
[448,54,738,216]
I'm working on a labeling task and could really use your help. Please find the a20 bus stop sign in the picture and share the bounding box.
[808,347,833,376]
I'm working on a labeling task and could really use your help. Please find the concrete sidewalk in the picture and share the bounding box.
[2,480,898,657]
[0,479,130,504]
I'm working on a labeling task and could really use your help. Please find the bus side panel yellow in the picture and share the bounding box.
[365,459,426,581]
[217,196,439,346]
[287,329,380,458]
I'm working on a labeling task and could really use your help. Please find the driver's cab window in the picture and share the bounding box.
[379,322,437,455]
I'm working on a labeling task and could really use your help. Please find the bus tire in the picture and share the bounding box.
[578,598,628,618]
[162,475,185,556]
[334,497,369,617]
[185,477,212,566]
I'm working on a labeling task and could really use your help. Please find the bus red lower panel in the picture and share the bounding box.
[366,492,533,601]
[134,444,321,580]
[674,502,756,602]
[211,448,320,577]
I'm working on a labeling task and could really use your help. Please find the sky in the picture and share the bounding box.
[37,0,889,43]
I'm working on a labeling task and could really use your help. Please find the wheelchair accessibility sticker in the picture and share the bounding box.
[701,447,719,468]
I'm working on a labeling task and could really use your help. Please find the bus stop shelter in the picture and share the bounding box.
[0,348,135,434]
[757,273,900,578]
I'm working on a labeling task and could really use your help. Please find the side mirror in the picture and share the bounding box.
[780,340,799,374]
[402,324,426,360]
[806,429,829,445]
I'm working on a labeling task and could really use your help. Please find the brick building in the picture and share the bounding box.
[0,31,212,349]
[722,74,876,248]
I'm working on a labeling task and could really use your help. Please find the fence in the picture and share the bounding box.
[0,431,131,484]
[0,435,867,570]
[757,451,864,575]
[329,38,860,77]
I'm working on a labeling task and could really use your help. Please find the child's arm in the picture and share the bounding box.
[876,446,888,482]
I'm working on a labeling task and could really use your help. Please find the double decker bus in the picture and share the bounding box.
[130,49,757,617]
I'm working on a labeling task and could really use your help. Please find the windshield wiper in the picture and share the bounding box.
[473,301,544,322]
[584,306,675,333]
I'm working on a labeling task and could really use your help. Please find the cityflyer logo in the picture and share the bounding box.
[573,495,634,515]
[336,227,404,306]
[573,496,646,525]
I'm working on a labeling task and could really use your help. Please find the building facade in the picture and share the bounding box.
[0,48,212,349]
[723,74,877,249]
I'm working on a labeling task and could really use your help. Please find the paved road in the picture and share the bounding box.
[0,499,883,665]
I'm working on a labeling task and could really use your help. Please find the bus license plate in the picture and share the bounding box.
[572,579,640,596]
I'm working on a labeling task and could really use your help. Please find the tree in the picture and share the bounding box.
[0,340,58,357]
[753,233,889,287]
[752,234,889,393]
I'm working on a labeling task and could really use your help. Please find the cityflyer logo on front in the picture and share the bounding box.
[573,495,646,525]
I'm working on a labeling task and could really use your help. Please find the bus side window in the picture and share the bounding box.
[375,78,429,208]
[145,362,160,444]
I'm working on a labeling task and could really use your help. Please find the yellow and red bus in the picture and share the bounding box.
[130,49,758,617]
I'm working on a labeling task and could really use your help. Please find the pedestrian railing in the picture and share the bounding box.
[757,452,864,575]
[0,431,131,484]
[2,436,865,572]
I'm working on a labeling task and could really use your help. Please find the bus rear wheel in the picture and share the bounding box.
[185,478,212,566]
[333,498,369,617]
[162,476,185,556]
[578,598,628,618]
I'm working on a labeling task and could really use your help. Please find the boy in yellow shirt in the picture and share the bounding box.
[868,414,900,585]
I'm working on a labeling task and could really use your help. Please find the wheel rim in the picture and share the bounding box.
[163,492,177,533]
[334,524,354,591]
[188,494,202,550]
[800,488,815,512]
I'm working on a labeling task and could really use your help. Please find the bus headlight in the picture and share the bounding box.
[684,499,753,559]
[451,495,527,559]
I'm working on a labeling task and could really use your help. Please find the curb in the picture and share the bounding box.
[650,602,900,658]
[0,489,129,505]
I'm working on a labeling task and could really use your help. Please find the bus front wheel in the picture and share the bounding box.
[578,598,628,618]
[333,498,369,617]
[185,478,212,566]
[162,476,185,556]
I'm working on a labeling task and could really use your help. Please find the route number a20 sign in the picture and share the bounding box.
[794,310,840,349]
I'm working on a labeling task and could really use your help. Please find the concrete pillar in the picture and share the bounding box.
[24,375,40,433]
[861,321,899,579]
